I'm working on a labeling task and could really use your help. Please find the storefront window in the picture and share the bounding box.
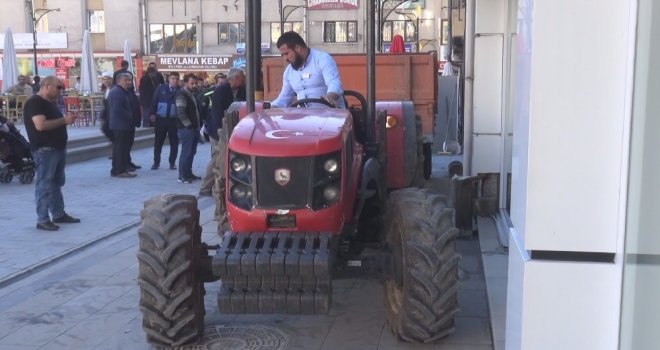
[270,22,303,44]
[323,21,358,43]
[218,23,246,44]
[149,23,197,54]
[382,19,417,42]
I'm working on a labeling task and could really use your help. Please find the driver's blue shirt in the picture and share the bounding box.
[272,48,346,109]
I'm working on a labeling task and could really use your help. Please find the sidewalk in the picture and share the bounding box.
[0,139,505,349]
[0,137,211,286]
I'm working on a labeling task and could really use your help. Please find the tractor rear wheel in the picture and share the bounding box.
[384,188,460,343]
[137,194,205,348]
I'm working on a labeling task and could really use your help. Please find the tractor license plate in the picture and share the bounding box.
[267,214,296,229]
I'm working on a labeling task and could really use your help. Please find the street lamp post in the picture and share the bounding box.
[26,0,60,76]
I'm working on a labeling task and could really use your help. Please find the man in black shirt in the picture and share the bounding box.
[23,76,80,231]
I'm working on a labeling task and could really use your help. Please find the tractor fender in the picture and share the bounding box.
[353,157,385,223]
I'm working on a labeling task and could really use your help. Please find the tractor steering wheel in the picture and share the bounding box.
[288,98,335,108]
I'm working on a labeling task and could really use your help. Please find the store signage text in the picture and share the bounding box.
[307,0,359,10]
[156,55,233,71]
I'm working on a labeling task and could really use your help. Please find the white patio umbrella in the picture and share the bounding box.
[2,27,19,93]
[79,30,98,93]
[123,39,135,85]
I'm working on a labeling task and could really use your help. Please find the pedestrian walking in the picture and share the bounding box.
[149,72,180,170]
[174,73,202,183]
[22,76,80,231]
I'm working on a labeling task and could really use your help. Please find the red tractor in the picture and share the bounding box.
[137,94,460,348]
[136,3,459,348]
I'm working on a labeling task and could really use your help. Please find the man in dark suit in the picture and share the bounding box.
[108,73,138,178]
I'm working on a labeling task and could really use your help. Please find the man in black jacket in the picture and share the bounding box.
[174,74,201,184]
[112,60,130,86]
[138,66,163,127]
[199,68,246,196]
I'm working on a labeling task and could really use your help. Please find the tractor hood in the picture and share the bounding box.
[229,107,352,157]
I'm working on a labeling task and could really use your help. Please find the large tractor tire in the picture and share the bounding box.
[137,194,205,348]
[384,188,460,343]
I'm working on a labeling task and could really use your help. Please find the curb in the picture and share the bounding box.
[0,195,216,289]
[0,221,141,289]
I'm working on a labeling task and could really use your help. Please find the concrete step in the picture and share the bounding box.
[66,128,155,164]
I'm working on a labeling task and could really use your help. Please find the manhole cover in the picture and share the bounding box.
[182,323,291,350]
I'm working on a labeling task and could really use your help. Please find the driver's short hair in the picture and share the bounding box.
[276,31,307,49]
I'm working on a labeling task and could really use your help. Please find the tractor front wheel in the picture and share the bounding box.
[137,194,205,348]
[384,188,460,343]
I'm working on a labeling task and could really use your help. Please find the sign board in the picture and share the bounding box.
[307,0,359,10]
[236,43,271,54]
[0,33,68,49]
[156,55,233,71]
[236,43,246,54]
[383,43,413,53]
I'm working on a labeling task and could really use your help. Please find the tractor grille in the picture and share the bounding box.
[256,156,311,208]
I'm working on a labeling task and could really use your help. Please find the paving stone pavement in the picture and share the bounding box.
[0,126,211,285]
[0,130,492,349]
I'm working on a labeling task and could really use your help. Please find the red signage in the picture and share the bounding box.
[307,0,358,10]
[37,57,77,69]
[56,68,68,87]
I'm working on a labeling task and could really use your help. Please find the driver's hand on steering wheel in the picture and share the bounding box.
[321,93,339,108]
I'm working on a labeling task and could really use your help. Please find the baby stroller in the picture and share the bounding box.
[0,117,35,184]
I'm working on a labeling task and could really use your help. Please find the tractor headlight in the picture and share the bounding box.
[230,184,253,200]
[228,151,253,210]
[324,158,339,174]
[231,157,248,173]
[312,151,342,210]
[323,185,340,202]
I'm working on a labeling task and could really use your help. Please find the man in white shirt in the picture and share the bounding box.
[271,31,345,109]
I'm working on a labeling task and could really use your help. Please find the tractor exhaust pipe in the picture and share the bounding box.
[366,0,376,145]
[245,0,260,113]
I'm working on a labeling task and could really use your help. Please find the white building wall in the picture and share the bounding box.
[46,0,85,51]
[104,0,141,52]
[1,1,442,56]
[505,0,637,348]
[1,1,31,34]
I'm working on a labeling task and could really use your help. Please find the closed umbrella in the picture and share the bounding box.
[2,27,19,93]
[79,30,98,93]
[123,39,135,85]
